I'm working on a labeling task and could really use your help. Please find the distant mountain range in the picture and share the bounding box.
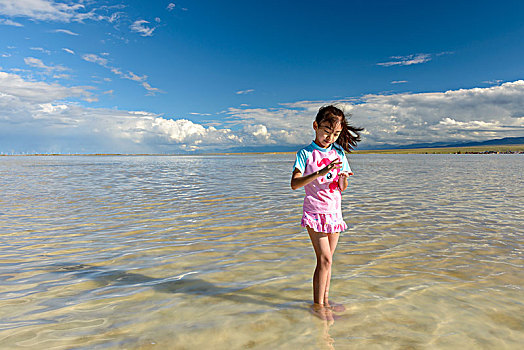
[221,136,524,153]
[366,136,524,150]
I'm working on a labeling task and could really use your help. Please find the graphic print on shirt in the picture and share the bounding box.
[316,156,341,193]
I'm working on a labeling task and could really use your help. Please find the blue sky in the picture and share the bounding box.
[0,0,523,154]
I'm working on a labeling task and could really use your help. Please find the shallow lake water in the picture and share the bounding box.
[1,153,523,349]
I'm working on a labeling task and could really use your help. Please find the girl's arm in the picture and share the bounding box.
[291,159,342,190]
[291,169,317,190]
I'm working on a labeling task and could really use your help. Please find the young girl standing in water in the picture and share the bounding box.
[291,105,362,319]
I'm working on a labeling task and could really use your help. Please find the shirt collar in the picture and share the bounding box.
[311,141,333,152]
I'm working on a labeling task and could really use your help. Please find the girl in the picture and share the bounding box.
[291,105,362,318]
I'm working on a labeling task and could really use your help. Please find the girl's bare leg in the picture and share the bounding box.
[307,227,339,306]
[323,232,339,306]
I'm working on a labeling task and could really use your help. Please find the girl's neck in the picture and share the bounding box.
[313,140,330,149]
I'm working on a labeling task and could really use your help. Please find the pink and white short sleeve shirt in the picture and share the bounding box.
[293,142,352,214]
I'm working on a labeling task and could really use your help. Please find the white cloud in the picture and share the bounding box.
[81,53,160,95]
[391,80,408,84]
[378,53,432,67]
[52,73,71,80]
[124,71,146,82]
[62,48,75,54]
[243,124,274,143]
[53,28,78,35]
[0,0,86,22]
[167,3,176,11]
[378,52,454,67]
[482,79,503,85]
[24,57,68,72]
[0,71,90,102]
[437,117,498,129]
[140,81,160,95]
[130,19,156,37]
[189,112,212,116]
[344,81,524,146]
[236,89,254,95]
[0,0,121,23]
[225,81,524,147]
[0,71,239,153]
[30,47,51,54]
[0,18,23,26]
[107,11,120,23]
[436,51,454,57]
[224,105,313,145]
[82,53,108,66]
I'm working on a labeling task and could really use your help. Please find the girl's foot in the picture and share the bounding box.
[324,301,346,312]
[310,304,337,321]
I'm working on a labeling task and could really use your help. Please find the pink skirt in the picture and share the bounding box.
[301,211,347,234]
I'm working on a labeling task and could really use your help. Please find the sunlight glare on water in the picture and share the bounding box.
[0,154,523,349]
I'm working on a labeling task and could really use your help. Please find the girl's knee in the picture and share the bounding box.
[318,255,332,270]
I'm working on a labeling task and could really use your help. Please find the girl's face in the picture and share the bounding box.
[313,119,342,148]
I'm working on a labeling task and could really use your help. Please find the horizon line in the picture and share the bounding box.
[2,144,523,157]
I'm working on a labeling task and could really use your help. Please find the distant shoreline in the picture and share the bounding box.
[351,144,524,154]
[2,144,523,156]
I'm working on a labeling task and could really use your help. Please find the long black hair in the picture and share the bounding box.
[315,105,363,152]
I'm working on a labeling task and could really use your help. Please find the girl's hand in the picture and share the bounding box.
[338,171,350,191]
[318,159,342,176]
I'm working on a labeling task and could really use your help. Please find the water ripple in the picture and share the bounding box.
[0,154,522,349]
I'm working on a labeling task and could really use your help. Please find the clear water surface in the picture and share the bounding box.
[0,154,522,349]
